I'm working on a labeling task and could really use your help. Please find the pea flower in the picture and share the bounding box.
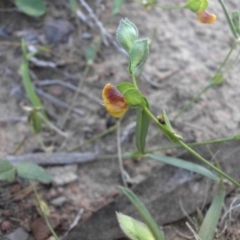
[197,11,217,24]
[102,83,129,118]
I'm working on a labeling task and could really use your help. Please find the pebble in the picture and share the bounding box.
[50,196,67,207]
[5,227,29,240]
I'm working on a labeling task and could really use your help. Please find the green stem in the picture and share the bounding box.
[178,140,240,188]
[147,135,236,153]
[31,182,60,240]
[132,75,139,90]
[216,40,238,74]
[174,83,211,120]
[222,46,240,74]
[156,4,186,10]
[59,64,91,129]
[218,0,239,39]
[142,106,240,188]
[174,40,237,120]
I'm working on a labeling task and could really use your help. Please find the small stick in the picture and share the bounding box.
[7,152,96,166]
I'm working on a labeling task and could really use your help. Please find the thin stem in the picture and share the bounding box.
[222,46,240,74]
[178,140,240,188]
[174,83,211,120]
[218,0,239,39]
[116,120,128,187]
[142,106,240,188]
[67,119,120,151]
[216,40,238,75]
[156,4,186,10]
[59,64,91,129]
[132,75,139,90]
[174,40,237,120]
[31,182,60,240]
[147,135,236,153]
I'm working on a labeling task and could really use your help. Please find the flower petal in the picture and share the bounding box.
[197,11,217,24]
[102,83,129,118]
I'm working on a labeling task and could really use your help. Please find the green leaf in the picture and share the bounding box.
[210,74,224,85]
[232,11,240,35]
[147,154,219,180]
[234,134,240,140]
[117,19,138,53]
[136,99,150,154]
[15,0,46,17]
[16,163,52,183]
[85,47,97,65]
[29,110,42,133]
[117,82,135,94]
[69,0,78,12]
[120,187,166,240]
[112,0,124,15]
[116,212,155,240]
[123,88,144,107]
[0,160,16,182]
[20,40,47,119]
[198,190,225,240]
[185,0,208,13]
[129,38,149,76]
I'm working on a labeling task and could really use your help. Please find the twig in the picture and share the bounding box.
[35,88,84,116]
[61,208,84,239]
[36,79,101,104]
[7,152,96,166]
[79,0,124,53]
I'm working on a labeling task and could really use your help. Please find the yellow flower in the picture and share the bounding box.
[102,83,129,118]
[197,11,217,24]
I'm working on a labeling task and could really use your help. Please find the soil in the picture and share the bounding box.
[0,0,240,240]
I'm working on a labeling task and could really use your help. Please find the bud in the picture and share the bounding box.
[102,83,129,118]
[116,212,155,240]
[197,11,217,24]
[129,38,149,75]
[116,19,138,53]
[185,0,208,13]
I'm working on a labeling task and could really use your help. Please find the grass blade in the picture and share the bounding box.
[20,40,46,118]
[120,187,165,240]
[147,154,219,181]
[198,190,225,240]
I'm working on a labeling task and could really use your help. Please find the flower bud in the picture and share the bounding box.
[102,83,129,118]
[117,19,138,53]
[197,11,217,24]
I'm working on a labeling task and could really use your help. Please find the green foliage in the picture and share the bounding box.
[112,0,125,15]
[135,99,150,154]
[20,40,47,119]
[85,47,97,65]
[0,159,52,184]
[129,38,149,76]
[15,0,46,17]
[16,163,52,184]
[232,11,240,35]
[147,154,219,180]
[0,160,16,182]
[123,88,144,107]
[185,0,208,13]
[116,212,155,240]
[69,0,78,12]
[120,187,166,240]
[117,19,138,53]
[198,190,225,240]
[29,110,42,133]
[117,82,135,93]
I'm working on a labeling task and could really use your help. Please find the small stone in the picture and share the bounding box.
[5,227,29,240]
[1,220,11,231]
[2,210,10,217]
[50,196,67,207]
